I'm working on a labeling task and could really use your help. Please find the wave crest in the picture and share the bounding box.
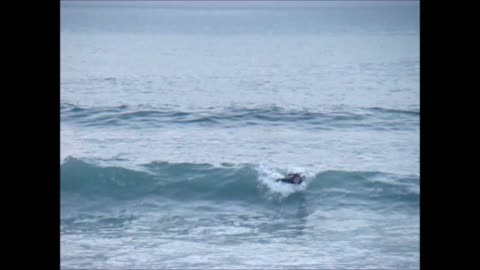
[61,157,419,206]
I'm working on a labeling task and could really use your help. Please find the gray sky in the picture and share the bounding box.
[62,1,420,8]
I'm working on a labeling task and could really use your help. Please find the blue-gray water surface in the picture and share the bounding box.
[61,1,419,269]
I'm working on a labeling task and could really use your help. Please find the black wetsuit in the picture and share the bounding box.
[276,174,304,184]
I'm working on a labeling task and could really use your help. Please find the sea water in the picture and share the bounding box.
[61,1,419,269]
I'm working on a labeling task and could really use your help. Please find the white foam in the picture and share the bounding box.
[255,164,316,200]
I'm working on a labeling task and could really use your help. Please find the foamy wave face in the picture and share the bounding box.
[256,164,318,201]
[61,157,418,208]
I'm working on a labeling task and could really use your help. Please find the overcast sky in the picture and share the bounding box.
[61,1,420,8]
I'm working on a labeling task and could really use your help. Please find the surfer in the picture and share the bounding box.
[276,173,304,184]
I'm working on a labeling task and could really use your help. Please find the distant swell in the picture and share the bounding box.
[369,107,419,116]
[61,157,419,205]
[61,103,418,130]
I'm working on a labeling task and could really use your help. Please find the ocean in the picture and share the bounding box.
[61,1,419,269]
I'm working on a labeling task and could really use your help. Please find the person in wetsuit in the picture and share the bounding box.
[276,173,304,184]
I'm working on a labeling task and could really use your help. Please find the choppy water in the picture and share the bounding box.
[61,1,419,269]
